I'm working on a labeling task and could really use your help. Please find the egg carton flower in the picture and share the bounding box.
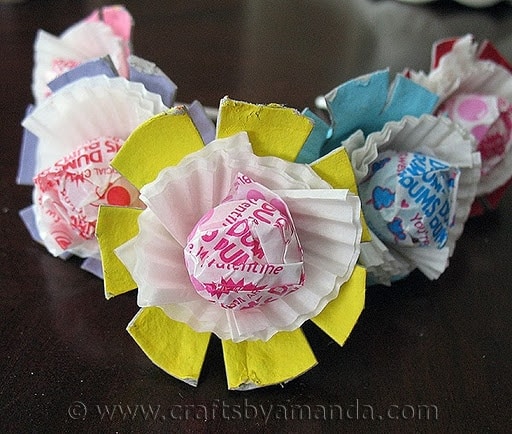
[344,114,480,285]
[32,5,133,104]
[19,75,178,277]
[96,97,366,390]
[298,70,480,285]
[407,35,512,216]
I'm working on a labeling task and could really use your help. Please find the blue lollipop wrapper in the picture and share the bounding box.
[360,150,460,249]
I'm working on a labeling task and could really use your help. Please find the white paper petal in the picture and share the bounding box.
[397,245,450,280]
[409,35,512,104]
[277,189,361,279]
[358,229,414,286]
[115,209,199,307]
[344,114,480,284]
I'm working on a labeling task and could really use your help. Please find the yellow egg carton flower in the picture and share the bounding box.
[97,97,367,390]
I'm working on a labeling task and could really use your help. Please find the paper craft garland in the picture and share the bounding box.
[16,6,512,390]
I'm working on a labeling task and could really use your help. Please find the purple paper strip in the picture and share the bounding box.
[188,100,216,145]
[81,257,104,279]
[47,57,117,93]
[129,65,177,107]
[19,205,42,243]
[16,105,38,185]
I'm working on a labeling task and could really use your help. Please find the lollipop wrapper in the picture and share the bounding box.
[439,94,512,176]
[360,150,460,249]
[344,114,479,284]
[184,172,304,310]
[34,136,140,256]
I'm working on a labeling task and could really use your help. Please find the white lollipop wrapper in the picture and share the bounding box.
[359,150,460,249]
[34,137,141,258]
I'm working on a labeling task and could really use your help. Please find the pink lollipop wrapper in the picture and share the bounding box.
[439,94,512,177]
[184,173,304,310]
[34,136,141,257]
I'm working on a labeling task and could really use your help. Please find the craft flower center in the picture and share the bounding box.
[184,173,305,311]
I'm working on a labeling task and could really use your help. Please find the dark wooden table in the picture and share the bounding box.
[2,1,512,432]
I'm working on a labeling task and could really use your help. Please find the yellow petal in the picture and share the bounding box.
[310,148,371,242]
[127,307,211,386]
[311,265,366,346]
[216,97,313,161]
[112,108,205,190]
[222,329,317,390]
[96,205,142,299]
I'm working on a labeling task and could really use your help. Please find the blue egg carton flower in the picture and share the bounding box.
[296,69,439,164]
[295,70,481,286]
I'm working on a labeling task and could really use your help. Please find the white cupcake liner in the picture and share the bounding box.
[409,35,512,104]
[32,21,126,104]
[358,228,414,286]
[344,114,481,284]
[140,133,328,245]
[117,133,362,342]
[23,75,167,175]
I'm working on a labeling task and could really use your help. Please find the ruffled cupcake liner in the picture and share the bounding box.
[31,6,133,103]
